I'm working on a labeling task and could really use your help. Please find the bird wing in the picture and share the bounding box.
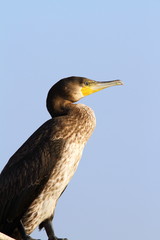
[0,118,66,233]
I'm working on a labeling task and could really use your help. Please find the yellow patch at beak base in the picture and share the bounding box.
[81,86,100,97]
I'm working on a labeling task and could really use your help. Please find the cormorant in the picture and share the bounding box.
[0,76,123,240]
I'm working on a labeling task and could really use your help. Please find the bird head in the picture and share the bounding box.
[50,76,123,101]
[47,76,123,117]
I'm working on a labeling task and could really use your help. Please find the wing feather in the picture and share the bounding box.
[0,118,66,233]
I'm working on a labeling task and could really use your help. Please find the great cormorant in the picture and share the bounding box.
[0,76,123,240]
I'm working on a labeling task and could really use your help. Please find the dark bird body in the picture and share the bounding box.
[0,76,123,240]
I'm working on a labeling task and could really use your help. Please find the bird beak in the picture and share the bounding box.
[81,80,123,97]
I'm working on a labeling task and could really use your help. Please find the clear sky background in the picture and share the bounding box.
[0,1,160,240]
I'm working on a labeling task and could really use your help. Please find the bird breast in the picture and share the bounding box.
[22,104,96,234]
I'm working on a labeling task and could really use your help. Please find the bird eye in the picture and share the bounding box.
[84,81,89,86]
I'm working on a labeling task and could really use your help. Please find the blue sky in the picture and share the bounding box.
[1,1,160,240]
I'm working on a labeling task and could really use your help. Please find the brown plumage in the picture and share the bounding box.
[0,76,123,240]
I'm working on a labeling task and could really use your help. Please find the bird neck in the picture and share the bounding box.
[47,94,73,117]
